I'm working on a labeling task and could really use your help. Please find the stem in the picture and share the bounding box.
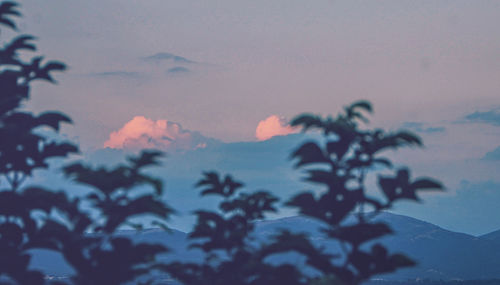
[9,171,26,192]
[357,167,366,223]
[340,241,350,268]
[4,173,13,188]
[18,173,26,187]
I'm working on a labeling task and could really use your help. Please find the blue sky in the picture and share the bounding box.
[19,0,500,235]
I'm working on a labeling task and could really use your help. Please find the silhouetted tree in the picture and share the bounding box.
[285,102,443,284]
[165,102,443,285]
[0,2,173,284]
[0,1,75,283]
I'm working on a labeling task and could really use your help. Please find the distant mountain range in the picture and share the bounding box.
[255,213,500,281]
[29,212,500,281]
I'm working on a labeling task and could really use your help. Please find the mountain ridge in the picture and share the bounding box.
[29,212,500,281]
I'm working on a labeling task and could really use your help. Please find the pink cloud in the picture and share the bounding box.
[255,115,298,141]
[104,116,210,151]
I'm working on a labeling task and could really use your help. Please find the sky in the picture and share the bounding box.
[16,0,500,235]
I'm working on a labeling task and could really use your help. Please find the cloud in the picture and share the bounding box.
[255,115,298,141]
[401,122,445,134]
[142,52,194,64]
[167,66,190,75]
[483,146,500,161]
[464,108,500,126]
[87,71,143,79]
[104,116,215,151]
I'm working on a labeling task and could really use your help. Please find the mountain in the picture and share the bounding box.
[255,213,500,280]
[370,213,500,280]
[28,228,201,277]
[28,213,500,281]
[480,229,500,241]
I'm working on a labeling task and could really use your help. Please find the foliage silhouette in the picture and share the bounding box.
[0,2,173,284]
[164,102,443,285]
[0,2,76,283]
[0,1,443,285]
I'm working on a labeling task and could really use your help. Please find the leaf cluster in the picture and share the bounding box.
[284,101,443,284]
[166,172,310,285]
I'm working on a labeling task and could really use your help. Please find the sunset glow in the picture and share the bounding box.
[255,115,298,141]
[104,116,193,150]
